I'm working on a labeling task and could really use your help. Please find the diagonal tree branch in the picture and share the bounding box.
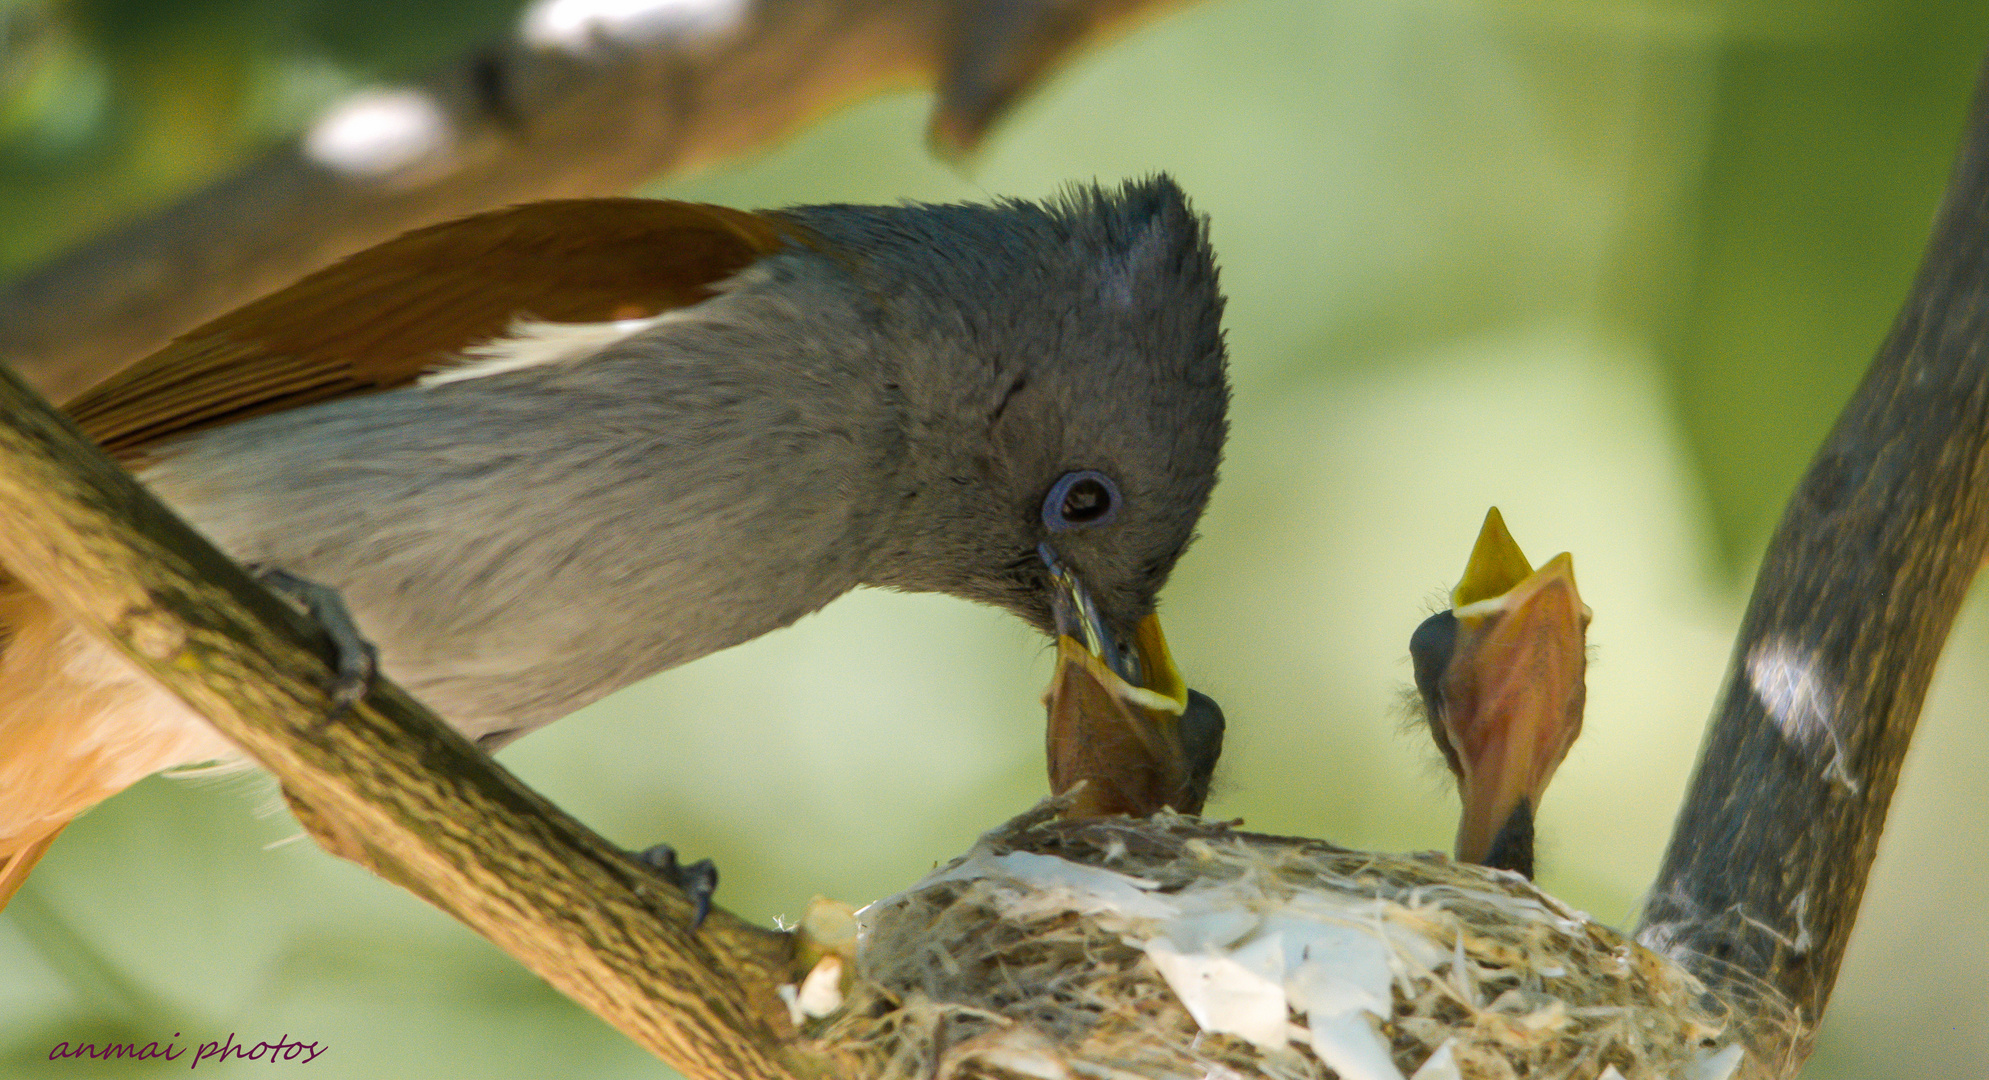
[0,0,1190,403]
[0,360,839,1080]
[1636,52,1989,1058]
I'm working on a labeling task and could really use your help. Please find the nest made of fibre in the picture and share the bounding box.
[808,802,1800,1080]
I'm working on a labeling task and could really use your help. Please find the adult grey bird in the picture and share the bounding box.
[0,176,1231,909]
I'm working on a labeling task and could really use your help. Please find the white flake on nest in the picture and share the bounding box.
[918,850,1176,921]
[1143,931,1288,1045]
[1406,1039,1460,1080]
[971,1045,1067,1079]
[865,847,1471,1080]
[779,955,846,1028]
[1688,1042,1746,1080]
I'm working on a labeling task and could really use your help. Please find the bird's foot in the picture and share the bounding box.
[250,565,379,715]
[636,844,718,929]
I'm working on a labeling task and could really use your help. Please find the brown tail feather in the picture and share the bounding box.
[0,577,238,908]
[0,820,68,910]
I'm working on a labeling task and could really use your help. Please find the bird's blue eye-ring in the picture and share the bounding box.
[1042,470,1120,531]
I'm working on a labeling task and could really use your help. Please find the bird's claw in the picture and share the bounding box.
[637,843,718,929]
[250,565,379,715]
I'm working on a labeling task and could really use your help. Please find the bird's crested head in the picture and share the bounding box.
[795,175,1229,637]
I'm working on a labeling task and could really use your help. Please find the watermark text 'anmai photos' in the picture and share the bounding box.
[49,1032,325,1068]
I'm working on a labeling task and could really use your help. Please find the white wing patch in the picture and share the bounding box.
[418,312,682,387]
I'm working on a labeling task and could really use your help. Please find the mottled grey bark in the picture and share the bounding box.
[1637,54,1989,1068]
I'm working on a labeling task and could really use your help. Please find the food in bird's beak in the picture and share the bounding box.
[1039,545,1224,817]
[1411,509,1588,878]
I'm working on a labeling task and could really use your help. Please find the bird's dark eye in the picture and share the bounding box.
[1042,470,1120,531]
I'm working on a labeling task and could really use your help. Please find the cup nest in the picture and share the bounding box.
[806,799,1803,1080]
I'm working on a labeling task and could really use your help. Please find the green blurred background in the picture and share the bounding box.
[3,0,1987,1075]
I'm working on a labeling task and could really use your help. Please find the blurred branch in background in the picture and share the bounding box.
[1657,3,1989,572]
[0,0,1191,401]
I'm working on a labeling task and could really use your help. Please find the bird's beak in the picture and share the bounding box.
[1429,510,1588,876]
[1038,543,1223,817]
